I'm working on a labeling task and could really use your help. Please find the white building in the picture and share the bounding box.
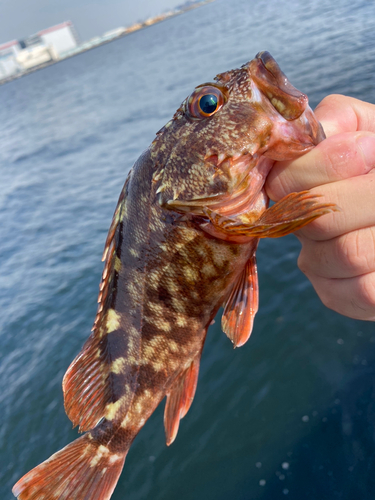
[0,40,22,79]
[38,21,79,57]
[16,44,59,70]
[0,21,79,80]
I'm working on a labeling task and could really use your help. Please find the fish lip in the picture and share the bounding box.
[255,51,304,101]
[251,51,308,121]
[252,54,326,149]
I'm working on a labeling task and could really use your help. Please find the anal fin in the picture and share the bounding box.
[164,355,200,446]
[222,255,259,348]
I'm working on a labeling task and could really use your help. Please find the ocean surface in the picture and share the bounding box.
[1,0,375,498]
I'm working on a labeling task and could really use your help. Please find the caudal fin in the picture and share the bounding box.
[12,434,126,500]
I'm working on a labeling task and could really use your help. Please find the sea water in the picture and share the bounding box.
[1,0,375,498]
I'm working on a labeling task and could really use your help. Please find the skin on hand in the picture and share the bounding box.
[266,95,375,321]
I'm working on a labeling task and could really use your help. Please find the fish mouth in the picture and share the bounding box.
[251,51,309,121]
[250,51,326,152]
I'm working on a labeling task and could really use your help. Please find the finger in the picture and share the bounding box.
[302,271,375,321]
[266,132,375,200]
[295,171,375,241]
[297,227,375,279]
[315,94,375,137]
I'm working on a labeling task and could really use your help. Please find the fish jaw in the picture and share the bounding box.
[249,51,326,160]
[262,104,326,161]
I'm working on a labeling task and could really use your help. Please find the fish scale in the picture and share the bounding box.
[13,52,337,500]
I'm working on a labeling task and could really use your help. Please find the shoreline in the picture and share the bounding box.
[0,0,214,87]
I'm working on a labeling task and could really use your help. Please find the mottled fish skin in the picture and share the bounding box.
[12,52,337,500]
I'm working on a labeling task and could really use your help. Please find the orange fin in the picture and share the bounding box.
[96,174,130,328]
[12,434,126,500]
[164,355,200,446]
[63,173,139,432]
[63,312,140,432]
[206,191,339,239]
[222,255,259,347]
[63,329,112,432]
[101,174,129,263]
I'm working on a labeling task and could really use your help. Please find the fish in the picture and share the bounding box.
[12,51,337,500]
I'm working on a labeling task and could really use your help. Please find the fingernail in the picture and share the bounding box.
[357,135,375,170]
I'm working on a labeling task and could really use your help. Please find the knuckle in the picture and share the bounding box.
[335,230,375,274]
[301,208,337,241]
[301,270,336,310]
[297,250,308,274]
[320,134,364,178]
[318,283,337,311]
[316,94,342,111]
[356,274,375,312]
[316,94,356,116]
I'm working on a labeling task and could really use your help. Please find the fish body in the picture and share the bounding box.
[13,52,336,500]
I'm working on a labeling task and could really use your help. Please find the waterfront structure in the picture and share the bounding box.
[0,1,215,84]
[0,41,22,79]
[0,21,78,80]
[38,21,79,57]
[102,28,127,40]
[16,45,59,70]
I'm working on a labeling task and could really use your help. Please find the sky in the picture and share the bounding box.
[0,0,185,44]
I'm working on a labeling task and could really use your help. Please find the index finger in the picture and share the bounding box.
[316,94,375,137]
[266,131,375,200]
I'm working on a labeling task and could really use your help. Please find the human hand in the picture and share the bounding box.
[266,95,375,321]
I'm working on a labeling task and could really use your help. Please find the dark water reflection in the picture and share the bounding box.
[1,0,375,498]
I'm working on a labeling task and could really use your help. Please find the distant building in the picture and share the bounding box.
[37,21,79,57]
[16,44,59,70]
[0,40,22,79]
[0,21,79,81]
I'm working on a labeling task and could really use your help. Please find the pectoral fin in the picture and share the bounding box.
[205,191,338,239]
[222,255,259,348]
[164,355,200,446]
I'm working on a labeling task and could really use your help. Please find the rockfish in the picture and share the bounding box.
[13,52,336,500]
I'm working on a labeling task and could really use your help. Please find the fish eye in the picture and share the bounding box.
[199,94,218,114]
[187,85,225,119]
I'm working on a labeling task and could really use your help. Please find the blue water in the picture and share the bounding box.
[1,0,375,498]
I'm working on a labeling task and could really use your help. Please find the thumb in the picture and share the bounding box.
[315,94,375,137]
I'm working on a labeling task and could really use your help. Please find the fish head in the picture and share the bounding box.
[152,51,324,214]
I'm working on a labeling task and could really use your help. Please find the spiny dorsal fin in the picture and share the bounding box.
[222,255,259,348]
[164,355,201,446]
[96,174,131,329]
[63,173,139,432]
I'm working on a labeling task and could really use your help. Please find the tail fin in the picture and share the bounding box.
[12,434,126,500]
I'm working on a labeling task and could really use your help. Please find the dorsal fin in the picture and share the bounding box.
[164,355,201,446]
[63,174,138,432]
[222,255,259,348]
